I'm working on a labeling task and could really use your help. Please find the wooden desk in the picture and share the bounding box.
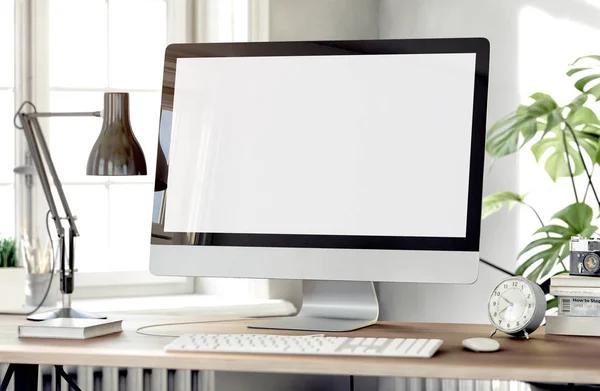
[0,316,596,385]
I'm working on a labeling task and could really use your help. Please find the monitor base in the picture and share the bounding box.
[249,280,378,332]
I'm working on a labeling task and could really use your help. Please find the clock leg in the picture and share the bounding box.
[490,329,497,338]
[524,330,529,340]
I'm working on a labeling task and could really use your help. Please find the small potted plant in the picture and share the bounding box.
[0,236,25,309]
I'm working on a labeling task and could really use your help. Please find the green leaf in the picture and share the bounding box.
[531,132,584,181]
[569,56,600,99]
[552,203,593,232]
[566,94,588,111]
[481,191,526,219]
[486,94,561,158]
[530,116,600,182]
[547,297,558,310]
[517,203,597,283]
[572,55,600,64]
[0,238,16,268]
[527,261,547,283]
[567,67,592,77]
[582,124,600,136]
[535,224,573,237]
[567,107,600,126]
[518,237,567,258]
[574,74,600,92]
[486,113,532,157]
[587,84,600,101]
[528,93,559,116]
[581,225,598,238]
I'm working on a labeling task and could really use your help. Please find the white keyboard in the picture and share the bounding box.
[165,334,443,358]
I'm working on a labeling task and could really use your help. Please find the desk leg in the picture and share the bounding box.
[55,366,82,391]
[13,364,38,391]
[0,364,16,391]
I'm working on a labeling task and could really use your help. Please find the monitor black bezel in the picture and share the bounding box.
[153,38,489,252]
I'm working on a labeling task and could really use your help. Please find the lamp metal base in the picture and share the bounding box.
[27,308,106,321]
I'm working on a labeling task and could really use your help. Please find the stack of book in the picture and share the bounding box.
[546,274,600,336]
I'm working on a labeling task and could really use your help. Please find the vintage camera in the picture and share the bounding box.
[571,236,600,276]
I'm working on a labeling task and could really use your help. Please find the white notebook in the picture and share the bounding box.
[18,318,123,339]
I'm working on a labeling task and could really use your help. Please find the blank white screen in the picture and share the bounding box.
[164,53,476,237]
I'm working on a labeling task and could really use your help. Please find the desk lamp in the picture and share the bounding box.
[14,92,146,321]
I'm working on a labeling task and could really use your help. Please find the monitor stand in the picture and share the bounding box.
[249,280,379,332]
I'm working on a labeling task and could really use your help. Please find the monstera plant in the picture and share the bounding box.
[484,55,600,309]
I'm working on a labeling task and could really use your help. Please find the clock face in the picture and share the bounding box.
[488,277,537,333]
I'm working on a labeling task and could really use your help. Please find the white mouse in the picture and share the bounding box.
[462,337,500,352]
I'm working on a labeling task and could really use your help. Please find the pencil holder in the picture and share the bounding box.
[25,272,59,308]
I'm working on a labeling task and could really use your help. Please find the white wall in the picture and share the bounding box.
[269,0,379,41]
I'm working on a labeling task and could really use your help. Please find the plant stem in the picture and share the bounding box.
[560,260,568,271]
[584,165,596,202]
[562,128,580,203]
[525,203,550,238]
[564,120,600,209]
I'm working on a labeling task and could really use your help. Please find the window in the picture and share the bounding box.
[0,0,15,239]
[45,0,166,273]
[8,0,269,298]
[16,0,194,292]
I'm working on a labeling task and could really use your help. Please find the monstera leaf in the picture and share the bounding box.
[569,55,600,100]
[486,94,561,158]
[516,203,597,283]
[529,105,600,182]
[486,92,596,172]
[482,191,527,219]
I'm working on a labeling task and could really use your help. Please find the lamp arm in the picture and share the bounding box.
[27,111,101,118]
[18,114,67,237]
[19,114,81,236]
[15,103,102,298]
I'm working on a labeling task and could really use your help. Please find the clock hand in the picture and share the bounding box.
[501,296,513,306]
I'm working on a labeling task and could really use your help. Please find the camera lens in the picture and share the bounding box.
[583,253,600,273]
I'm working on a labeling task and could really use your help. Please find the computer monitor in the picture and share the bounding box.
[150,39,490,332]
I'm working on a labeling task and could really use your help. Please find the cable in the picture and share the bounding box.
[0,210,56,316]
[349,375,354,391]
[480,258,515,277]
[135,317,254,338]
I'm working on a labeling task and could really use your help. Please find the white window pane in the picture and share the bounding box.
[0,90,14,183]
[0,1,14,87]
[232,0,249,42]
[0,185,15,238]
[48,91,105,183]
[108,0,166,89]
[129,91,161,179]
[49,0,108,88]
[108,183,154,271]
[63,185,108,272]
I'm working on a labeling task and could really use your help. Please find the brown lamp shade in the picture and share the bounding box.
[87,92,147,176]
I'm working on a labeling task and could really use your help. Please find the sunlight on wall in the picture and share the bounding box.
[517,4,600,256]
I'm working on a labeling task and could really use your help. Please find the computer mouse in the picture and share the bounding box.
[462,337,500,352]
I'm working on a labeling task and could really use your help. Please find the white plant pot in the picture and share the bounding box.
[0,267,25,310]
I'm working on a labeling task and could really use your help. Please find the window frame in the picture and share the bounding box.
[13,0,282,301]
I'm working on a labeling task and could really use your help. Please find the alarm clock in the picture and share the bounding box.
[488,276,546,339]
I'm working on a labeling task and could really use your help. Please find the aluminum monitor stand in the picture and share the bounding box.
[249,280,378,332]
